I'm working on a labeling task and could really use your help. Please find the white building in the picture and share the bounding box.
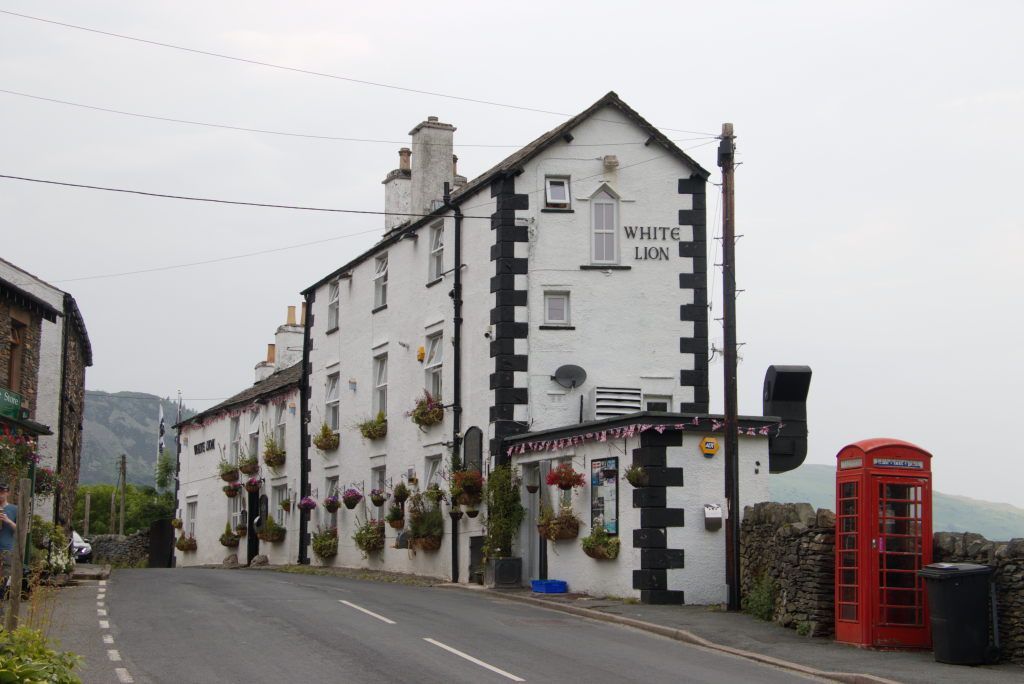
[174,307,304,566]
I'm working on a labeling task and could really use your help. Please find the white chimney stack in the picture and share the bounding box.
[409,116,455,217]
[382,148,412,232]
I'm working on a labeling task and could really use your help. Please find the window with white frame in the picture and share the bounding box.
[545,177,570,209]
[373,254,388,308]
[327,281,340,330]
[544,292,570,325]
[186,500,198,538]
[425,455,442,490]
[591,190,618,264]
[325,475,339,528]
[275,401,287,448]
[229,493,243,531]
[373,355,387,416]
[428,222,444,282]
[326,373,340,431]
[645,395,672,412]
[229,417,240,464]
[424,333,443,398]
[248,410,260,462]
[372,466,386,493]
[272,485,289,525]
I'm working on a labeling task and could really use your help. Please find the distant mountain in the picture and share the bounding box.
[771,463,1024,541]
[81,391,196,486]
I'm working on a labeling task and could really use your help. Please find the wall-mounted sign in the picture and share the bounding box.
[623,226,683,262]
[839,458,863,470]
[700,436,719,458]
[590,457,618,535]
[873,458,924,469]
[0,389,23,420]
[193,438,215,455]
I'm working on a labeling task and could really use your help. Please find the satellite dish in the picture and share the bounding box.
[551,364,587,389]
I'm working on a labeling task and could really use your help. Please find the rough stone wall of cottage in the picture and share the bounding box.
[741,501,1024,663]
[0,299,43,415]
[55,317,88,532]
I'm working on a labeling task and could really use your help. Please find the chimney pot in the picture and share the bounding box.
[399,148,411,171]
[428,116,439,122]
[300,302,307,325]
[286,306,296,326]
[267,344,276,363]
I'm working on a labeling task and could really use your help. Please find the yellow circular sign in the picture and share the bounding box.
[701,436,719,456]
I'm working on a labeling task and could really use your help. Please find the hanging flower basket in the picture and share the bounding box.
[581,526,620,560]
[297,496,317,511]
[244,478,261,493]
[313,423,340,451]
[263,449,286,469]
[624,463,649,487]
[412,536,442,551]
[358,412,388,440]
[258,519,286,543]
[352,519,385,558]
[235,525,247,537]
[392,481,410,504]
[369,489,388,507]
[279,499,292,513]
[456,492,482,507]
[449,509,464,521]
[546,464,585,490]
[342,489,363,510]
[33,468,60,497]
[175,535,198,552]
[407,390,444,430]
[171,518,183,529]
[323,495,341,513]
[223,483,242,498]
[220,469,240,483]
[388,518,405,529]
[312,527,338,560]
[423,485,445,506]
[219,532,240,548]
[538,507,581,541]
[465,507,480,519]
[238,456,260,475]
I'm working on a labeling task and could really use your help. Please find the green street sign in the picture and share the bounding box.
[0,388,24,419]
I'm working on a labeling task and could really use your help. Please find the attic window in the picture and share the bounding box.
[545,178,570,209]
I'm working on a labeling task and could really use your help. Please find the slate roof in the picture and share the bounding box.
[303,91,710,295]
[175,362,302,428]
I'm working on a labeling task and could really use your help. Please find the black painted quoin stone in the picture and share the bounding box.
[631,430,687,604]
[677,174,708,414]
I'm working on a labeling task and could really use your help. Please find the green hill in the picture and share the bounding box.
[770,463,1024,541]
[81,391,196,486]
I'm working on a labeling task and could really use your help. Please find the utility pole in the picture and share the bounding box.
[3,479,31,630]
[109,487,116,536]
[119,454,127,536]
[718,122,741,612]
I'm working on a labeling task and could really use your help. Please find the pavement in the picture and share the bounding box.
[37,565,1024,684]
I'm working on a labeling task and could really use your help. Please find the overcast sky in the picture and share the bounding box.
[3,2,1021,507]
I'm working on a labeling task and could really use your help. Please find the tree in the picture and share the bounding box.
[73,483,174,535]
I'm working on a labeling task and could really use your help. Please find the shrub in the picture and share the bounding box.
[0,627,81,684]
[741,573,777,621]
[482,465,524,559]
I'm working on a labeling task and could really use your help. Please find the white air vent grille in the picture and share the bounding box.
[592,386,643,418]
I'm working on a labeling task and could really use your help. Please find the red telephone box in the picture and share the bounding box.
[835,438,932,649]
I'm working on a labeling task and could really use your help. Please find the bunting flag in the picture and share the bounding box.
[158,403,166,455]
[504,419,786,457]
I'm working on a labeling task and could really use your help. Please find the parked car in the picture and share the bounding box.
[72,531,92,563]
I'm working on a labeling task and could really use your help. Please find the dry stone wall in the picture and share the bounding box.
[741,502,1024,663]
[90,530,149,567]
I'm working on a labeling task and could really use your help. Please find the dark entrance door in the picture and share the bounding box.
[148,519,175,568]
[245,490,260,564]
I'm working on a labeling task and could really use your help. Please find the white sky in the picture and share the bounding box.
[3,2,1022,507]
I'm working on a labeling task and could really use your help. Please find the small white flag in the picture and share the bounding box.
[158,403,166,455]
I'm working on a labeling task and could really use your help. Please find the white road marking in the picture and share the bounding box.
[97,601,105,607]
[338,600,396,624]
[107,649,122,661]
[115,667,134,683]
[103,635,114,644]
[99,580,107,587]
[423,638,525,682]
[97,609,107,616]
[99,620,109,629]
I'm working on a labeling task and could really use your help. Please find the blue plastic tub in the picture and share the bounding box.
[531,579,567,593]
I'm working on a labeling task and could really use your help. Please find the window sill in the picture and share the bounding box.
[372,304,388,314]
[425,277,443,289]
[325,326,339,335]
[539,325,575,331]
[579,264,631,270]
[541,208,575,213]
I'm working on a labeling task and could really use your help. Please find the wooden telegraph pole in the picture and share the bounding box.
[4,479,31,630]
[119,454,126,536]
[718,123,741,611]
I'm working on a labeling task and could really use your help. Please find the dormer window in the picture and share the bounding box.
[545,177,570,209]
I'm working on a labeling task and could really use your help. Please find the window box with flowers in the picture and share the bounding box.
[223,482,242,498]
[175,535,198,552]
[342,488,363,510]
[297,496,317,512]
[258,516,286,543]
[358,412,388,440]
[263,432,286,469]
[313,422,340,452]
[323,494,341,513]
[546,463,585,490]
[219,522,240,548]
[407,390,444,431]
[238,452,260,475]
[311,527,338,560]
[352,518,385,558]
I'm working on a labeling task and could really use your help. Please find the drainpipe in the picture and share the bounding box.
[446,181,463,583]
[298,295,313,565]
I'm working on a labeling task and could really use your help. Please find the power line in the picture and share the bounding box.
[0,88,716,147]
[0,173,492,219]
[0,9,718,137]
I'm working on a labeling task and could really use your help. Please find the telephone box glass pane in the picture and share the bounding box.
[840,482,855,498]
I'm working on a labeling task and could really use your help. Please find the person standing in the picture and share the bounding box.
[0,482,17,581]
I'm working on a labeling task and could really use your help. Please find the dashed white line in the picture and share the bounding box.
[97,609,107,616]
[107,649,122,661]
[99,580,107,587]
[103,634,114,644]
[338,600,396,624]
[424,638,525,682]
[97,601,105,607]
[99,620,109,629]
[115,667,134,683]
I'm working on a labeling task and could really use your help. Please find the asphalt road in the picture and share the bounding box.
[79,568,829,683]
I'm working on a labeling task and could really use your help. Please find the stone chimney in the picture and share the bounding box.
[275,305,304,370]
[255,344,275,383]
[409,116,455,217]
[382,147,412,232]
